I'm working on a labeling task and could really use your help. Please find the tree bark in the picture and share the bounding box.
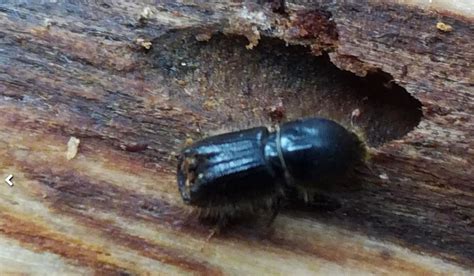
[0,1,472,274]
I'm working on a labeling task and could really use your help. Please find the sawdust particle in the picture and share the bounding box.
[66,137,80,160]
[436,22,453,32]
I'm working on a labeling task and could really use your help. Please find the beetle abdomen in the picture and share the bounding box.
[177,127,278,207]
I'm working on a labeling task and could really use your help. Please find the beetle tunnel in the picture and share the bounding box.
[149,31,422,147]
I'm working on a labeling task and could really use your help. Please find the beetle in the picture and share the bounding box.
[177,117,366,223]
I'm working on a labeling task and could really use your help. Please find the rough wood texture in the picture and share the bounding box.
[0,1,472,274]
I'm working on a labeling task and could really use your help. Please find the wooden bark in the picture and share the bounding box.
[0,1,472,274]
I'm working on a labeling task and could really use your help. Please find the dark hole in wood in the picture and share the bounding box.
[149,30,422,147]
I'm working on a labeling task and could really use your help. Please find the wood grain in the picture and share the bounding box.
[0,1,472,274]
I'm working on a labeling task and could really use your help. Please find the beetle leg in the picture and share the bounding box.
[267,197,282,226]
[205,227,217,243]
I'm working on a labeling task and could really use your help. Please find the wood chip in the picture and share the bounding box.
[66,137,80,160]
[436,22,453,32]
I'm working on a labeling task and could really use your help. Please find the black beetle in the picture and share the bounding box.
[177,117,366,222]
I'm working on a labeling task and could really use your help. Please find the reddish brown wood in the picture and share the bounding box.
[0,1,472,274]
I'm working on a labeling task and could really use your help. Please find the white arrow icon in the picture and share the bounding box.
[5,175,13,186]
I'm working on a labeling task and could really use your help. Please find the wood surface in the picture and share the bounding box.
[0,1,473,275]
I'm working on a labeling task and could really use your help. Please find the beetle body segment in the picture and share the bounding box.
[178,127,280,208]
[277,118,364,188]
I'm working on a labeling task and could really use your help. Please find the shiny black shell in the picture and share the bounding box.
[277,118,364,187]
[177,127,278,207]
[177,117,364,208]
